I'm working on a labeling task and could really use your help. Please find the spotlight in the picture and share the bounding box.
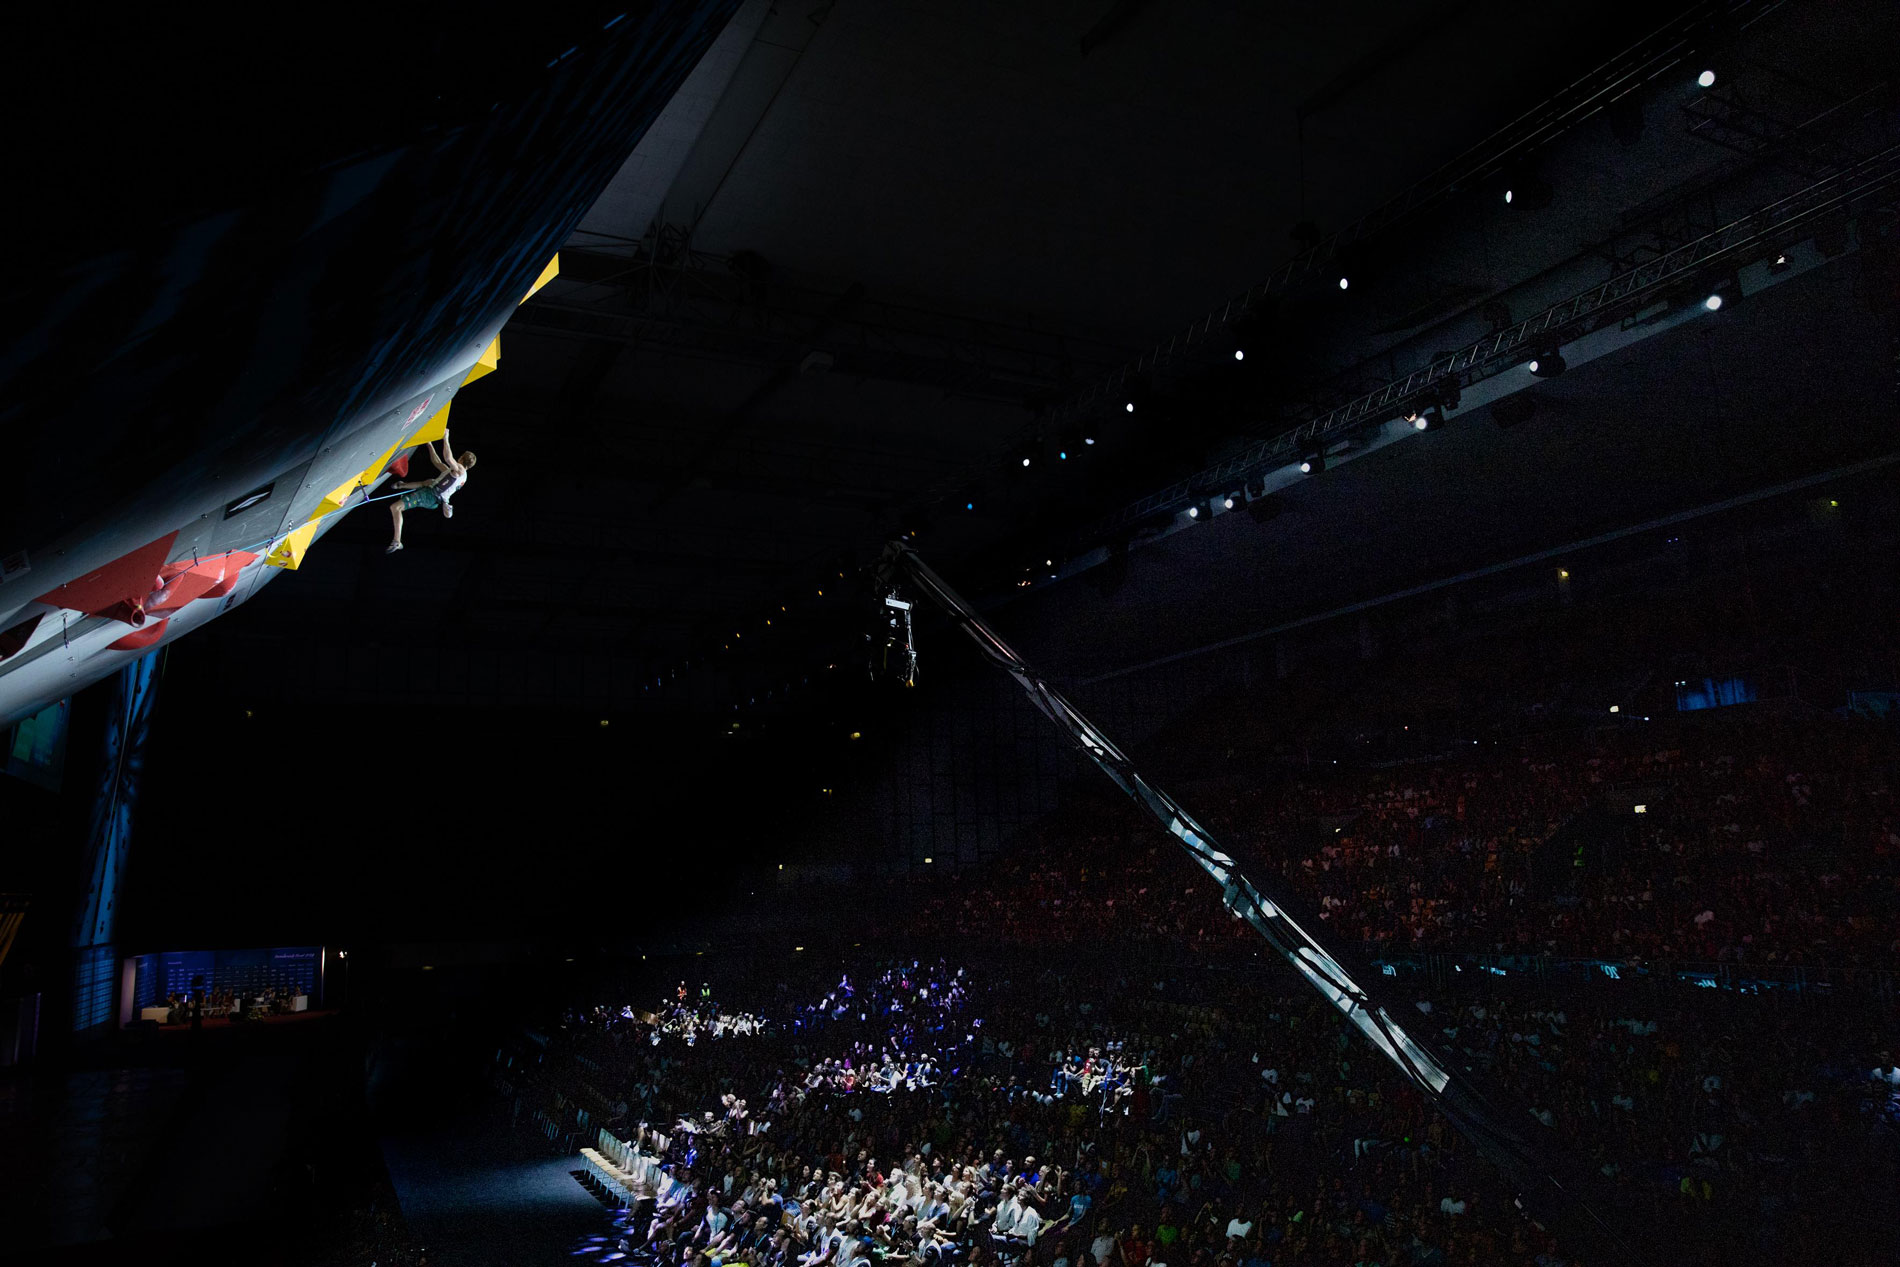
[1125,401,1135,413]
[1768,251,1791,274]
[1022,456,1032,467]
[1703,293,1723,311]
[1337,276,1349,291]
[1300,453,1326,475]
[1503,172,1553,210]
[966,501,974,510]
[1528,352,1566,378]
[1222,494,1238,511]
[1186,505,1201,519]
[1697,69,1716,88]
[1059,450,1069,460]
[1234,349,1245,361]
[1083,435,1096,445]
[1406,410,1429,431]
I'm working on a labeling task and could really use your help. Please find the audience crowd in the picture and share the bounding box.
[899,710,1900,970]
[509,706,1898,1267]
[517,947,1895,1267]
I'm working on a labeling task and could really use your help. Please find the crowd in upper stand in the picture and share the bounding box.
[897,709,1900,970]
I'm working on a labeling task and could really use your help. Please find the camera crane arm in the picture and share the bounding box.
[876,539,1640,1264]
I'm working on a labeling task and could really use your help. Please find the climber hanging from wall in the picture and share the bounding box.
[385,428,476,553]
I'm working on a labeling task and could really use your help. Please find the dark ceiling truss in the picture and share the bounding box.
[513,228,1133,402]
[479,426,944,514]
[1079,143,1900,546]
[870,0,1783,534]
[463,386,965,500]
[1591,180,1727,271]
[1682,79,1895,181]
[1024,0,1775,429]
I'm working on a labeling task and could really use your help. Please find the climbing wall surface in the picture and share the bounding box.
[0,3,745,727]
[0,253,554,728]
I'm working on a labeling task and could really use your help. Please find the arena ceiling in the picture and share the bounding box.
[197,0,1900,707]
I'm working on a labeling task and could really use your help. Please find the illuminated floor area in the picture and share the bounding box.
[382,1106,609,1267]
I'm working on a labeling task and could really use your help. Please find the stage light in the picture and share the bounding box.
[1769,251,1791,273]
[1022,456,1031,467]
[1411,413,1429,431]
[849,731,862,740]
[966,501,974,510]
[1337,276,1349,291]
[1558,569,1570,580]
[1234,349,1245,361]
[1187,505,1201,519]
[1125,401,1135,413]
[1059,450,1068,460]
[923,857,933,865]
[1634,804,1647,814]
[1504,172,1553,210]
[1300,453,1325,474]
[1084,435,1096,445]
[1528,352,1566,377]
[1223,494,1237,510]
[599,718,610,727]
[1697,69,1716,88]
[1609,705,1620,714]
[1703,293,1723,311]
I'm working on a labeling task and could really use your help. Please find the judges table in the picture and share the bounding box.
[139,1006,171,1024]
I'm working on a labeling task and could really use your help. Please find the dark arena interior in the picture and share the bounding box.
[5,2,1900,1264]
